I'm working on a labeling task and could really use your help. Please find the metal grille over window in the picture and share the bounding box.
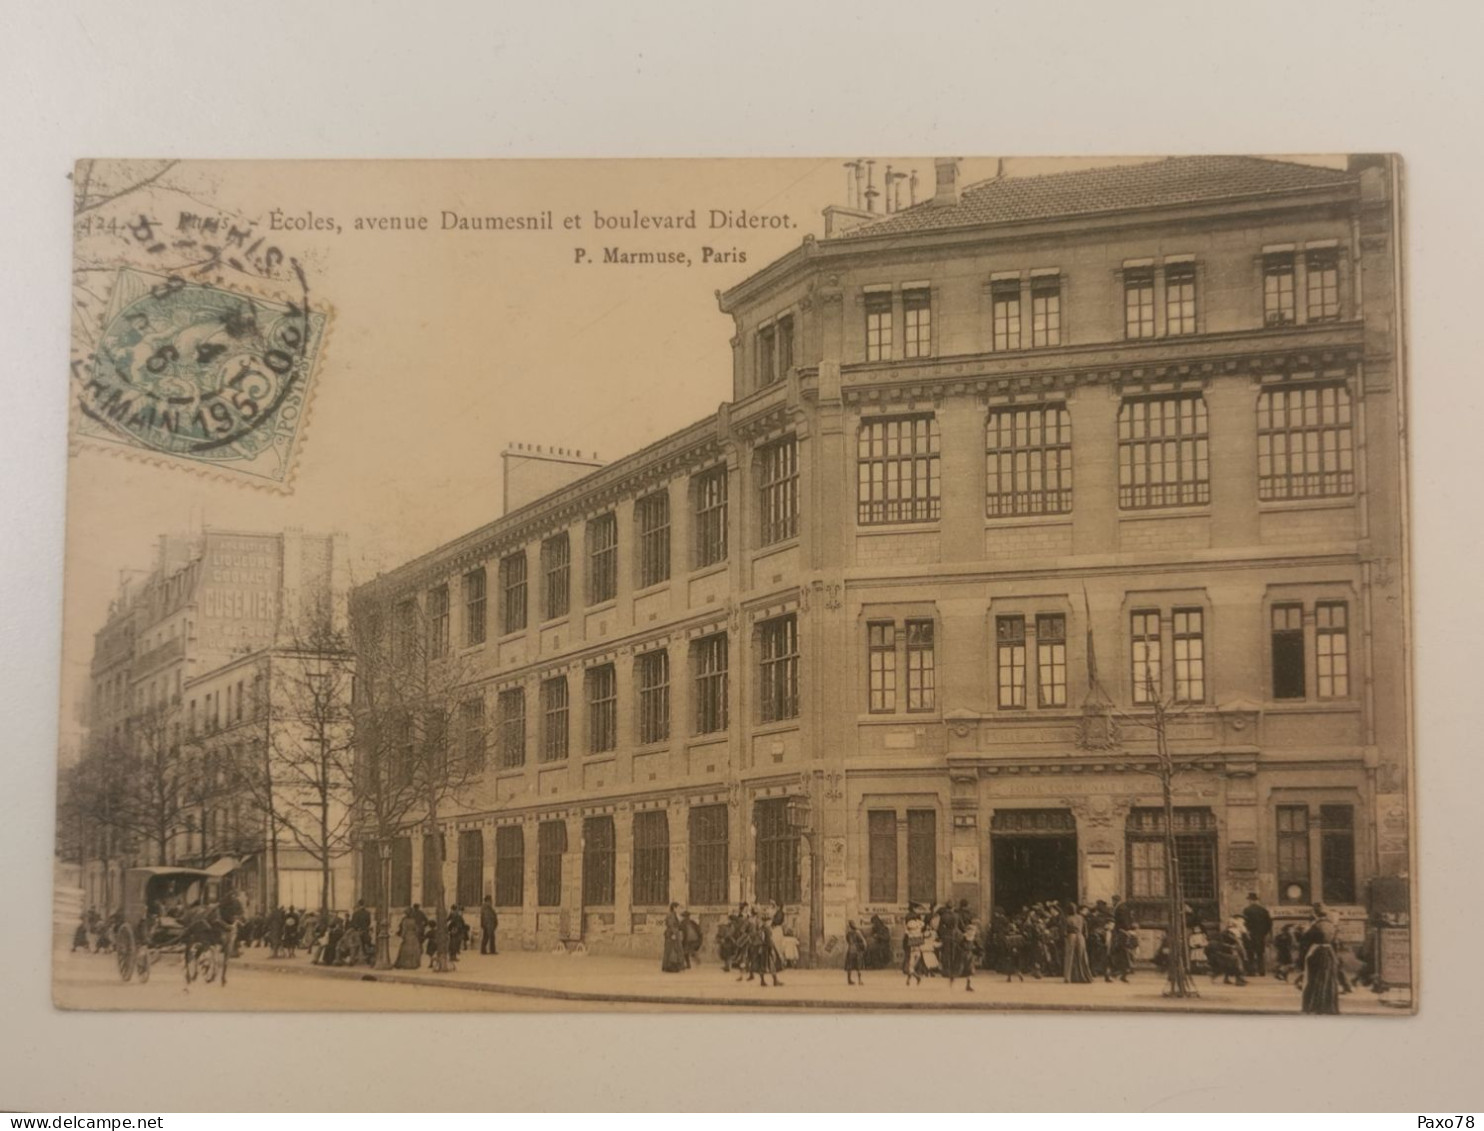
[1165,262,1196,335]
[636,649,670,745]
[688,804,728,905]
[759,614,799,723]
[498,686,526,768]
[986,405,1072,517]
[1035,614,1067,707]
[587,664,617,754]
[693,633,729,734]
[389,837,412,908]
[1277,805,1311,904]
[393,599,417,667]
[1117,394,1210,509]
[694,466,728,569]
[1257,384,1355,500]
[582,816,615,906]
[906,809,936,906]
[864,290,893,361]
[1131,609,1162,703]
[758,436,799,545]
[868,810,897,902]
[541,533,570,620]
[1320,804,1356,903]
[457,829,483,907]
[906,619,935,712]
[1306,249,1341,322]
[427,584,449,655]
[587,512,617,605]
[1264,252,1296,325]
[460,696,486,772]
[857,415,941,525]
[991,278,1022,351]
[1125,807,1218,927]
[996,615,1026,708]
[1030,275,1061,348]
[903,287,931,358]
[632,809,670,906]
[494,827,524,907]
[1124,267,1155,338]
[464,567,487,646]
[754,798,800,905]
[537,821,566,907]
[1316,601,1350,698]
[540,676,568,761]
[636,491,671,589]
[867,621,896,713]
[500,552,527,634]
[1172,607,1205,703]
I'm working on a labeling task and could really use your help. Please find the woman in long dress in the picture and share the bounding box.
[1299,905,1342,1014]
[395,908,422,969]
[661,902,686,972]
[1062,902,1094,983]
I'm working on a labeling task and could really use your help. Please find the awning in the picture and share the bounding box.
[203,856,242,877]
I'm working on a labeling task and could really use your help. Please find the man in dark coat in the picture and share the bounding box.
[1240,892,1273,976]
[480,896,498,955]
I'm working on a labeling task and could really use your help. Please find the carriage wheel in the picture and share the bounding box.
[115,924,135,982]
[137,948,151,983]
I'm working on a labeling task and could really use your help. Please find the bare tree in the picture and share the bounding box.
[125,699,193,867]
[57,733,138,911]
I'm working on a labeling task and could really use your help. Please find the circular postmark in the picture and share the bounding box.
[81,269,317,461]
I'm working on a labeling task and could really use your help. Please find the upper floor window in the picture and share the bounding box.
[758,436,799,546]
[463,567,487,647]
[1264,252,1296,326]
[1030,273,1061,348]
[776,314,795,376]
[636,649,670,745]
[857,415,941,525]
[996,615,1027,709]
[587,512,617,605]
[986,404,1072,517]
[867,618,936,714]
[1123,266,1155,339]
[635,491,671,589]
[1306,249,1341,322]
[540,675,568,762]
[1035,614,1067,708]
[460,697,486,773]
[991,278,1022,351]
[759,613,800,723]
[500,552,527,635]
[1171,607,1206,704]
[498,687,526,768]
[1118,394,1210,509]
[757,323,777,387]
[1257,384,1355,501]
[427,584,450,657]
[902,287,931,359]
[1316,601,1350,699]
[393,598,418,667]
[867,621,897,713]
[1165,261,1196,336]
[864,290,893,362]
[693,465,728,569]
[1130,609,1161,704]
[1271,603,1306,700]
[586,663,617,754]
[693,633,729,735]
[541,532,570,621]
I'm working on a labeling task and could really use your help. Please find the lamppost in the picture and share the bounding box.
[785,792,822,968]
[375,838,394,968]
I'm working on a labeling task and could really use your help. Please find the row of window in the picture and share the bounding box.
[838,247,1344,366]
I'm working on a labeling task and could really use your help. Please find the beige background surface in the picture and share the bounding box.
[3,0,1481,1112]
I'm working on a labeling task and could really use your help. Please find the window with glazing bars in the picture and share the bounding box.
[906,619,935,712]
[1316,602,1349,698]
[758,436,799,545]
[1036,614,1067,708]
[759,614,799,723]
[389,837,412,908]
[497,687,525,768]
[1165,262,1196,335]
[464,567,487,646]
[907,809,936,906]
[1124,267,1155,338]
[991,278,1022,351]
[757,323,776,387]
[427,584,449,656]
[693,634,729,734]
[500,552,527,634]
[868,810,897,902]
[1126,807,1218,920]
[754,798,800,904]
[1030,274,1061,347]
[688,804,729,905]
[996,615,1026,708]
[586,664,617,754]
[636,649,669,745]
[457,829,483,906]
[587,512,617,605]
[537,820,565,907]
[460,696,486,772]
[494,825,524,906]
[857,415,941,524]
[1306,249,1341,322]
[1130,609,1162,703]
[1257,385,1355,500]
[1271,604,1305,700]
[985,405,1073,517]
[1264,253,1296,325]
[540,676,568,761]
[541,533,570,620]
[1320,804,1355,903]
[582,816,615,905]
[1172,607,1205,703]
[1277,805,1310,904]
[776,314,794,376]
[903,287,931,358]
[632,809,670,906]
[694,466,728,569]
[1118,395,1210,509]
[864,290,892,361]
[867,621,896,713]
[635,491,670,589]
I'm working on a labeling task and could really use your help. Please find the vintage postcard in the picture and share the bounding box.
[53,155,1415,1014]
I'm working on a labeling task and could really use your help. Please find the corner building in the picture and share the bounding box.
[354,156,1409,962]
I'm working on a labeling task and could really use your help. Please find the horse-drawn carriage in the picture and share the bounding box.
[113,860,238,985]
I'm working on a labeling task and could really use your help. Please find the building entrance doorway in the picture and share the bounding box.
[990,809,1078,914]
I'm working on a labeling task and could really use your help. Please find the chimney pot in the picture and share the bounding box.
[932,157,962,207]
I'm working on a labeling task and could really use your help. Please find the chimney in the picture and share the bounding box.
[931,157,962,207]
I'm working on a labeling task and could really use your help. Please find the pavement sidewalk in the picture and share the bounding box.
[233,948,1410,1014]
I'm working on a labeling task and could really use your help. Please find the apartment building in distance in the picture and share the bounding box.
[350,155,1410,967]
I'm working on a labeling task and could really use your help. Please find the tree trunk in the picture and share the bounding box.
[1160,735,1198,998]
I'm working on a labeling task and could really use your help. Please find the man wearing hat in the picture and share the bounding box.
[1240,891,1273,977]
